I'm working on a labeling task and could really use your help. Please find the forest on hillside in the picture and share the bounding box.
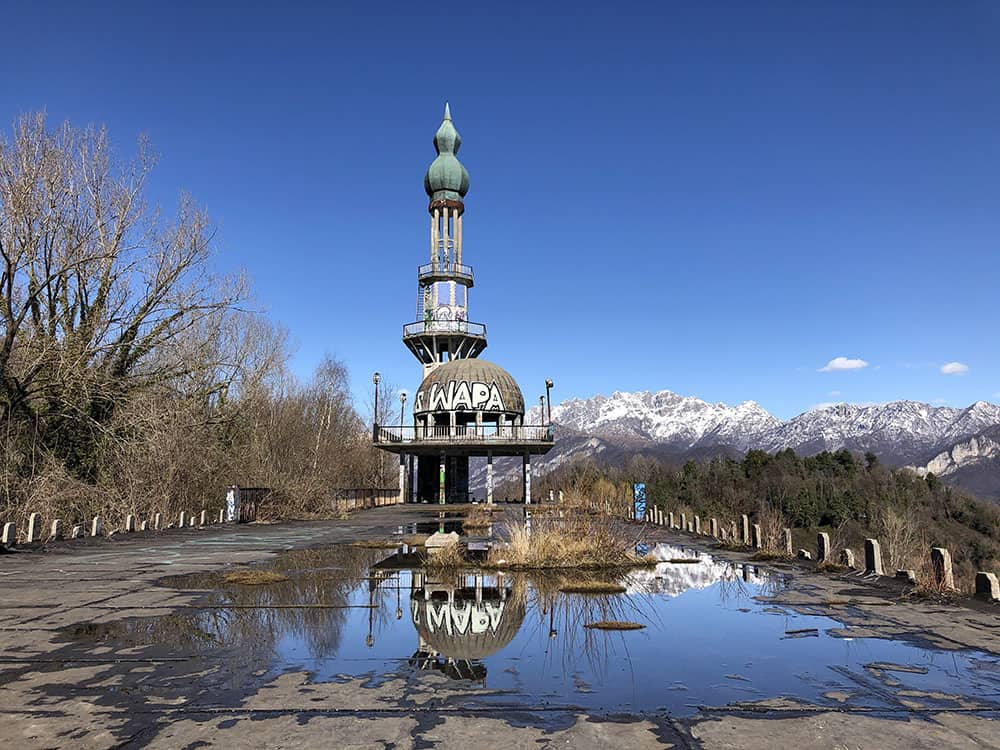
[0,114,393,528]
[537,448,1000,586]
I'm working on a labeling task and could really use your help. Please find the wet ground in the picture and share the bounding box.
[2,505,999,748]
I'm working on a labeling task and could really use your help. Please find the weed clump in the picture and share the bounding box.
[486,515,647,570]
[584,620,645,631]
[223,569,288,585]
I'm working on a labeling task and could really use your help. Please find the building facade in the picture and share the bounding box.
[374,105,554,503]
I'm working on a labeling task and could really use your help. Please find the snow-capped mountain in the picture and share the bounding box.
[909,425,1000,499]
[514,390,1000,498]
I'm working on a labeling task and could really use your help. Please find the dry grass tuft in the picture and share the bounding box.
[462,505,496,531]
[423,541,468,570]
[223,569,288,585]
[584,620,645,631]
[486,515,646,570]
[558,581,627,595]
[749,551,791,562]
[403,534,430,547]
[350,540,401,549]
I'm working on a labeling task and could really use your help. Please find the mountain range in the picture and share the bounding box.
[511,391,1000,500]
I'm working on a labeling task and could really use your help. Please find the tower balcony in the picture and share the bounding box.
[374,423,555,457]
[402,319,488,362]
[418,261,474,286]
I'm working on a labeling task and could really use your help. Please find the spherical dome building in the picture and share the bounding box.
[413,359,525,431]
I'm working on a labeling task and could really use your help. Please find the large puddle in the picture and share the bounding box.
[66,542,1000,716]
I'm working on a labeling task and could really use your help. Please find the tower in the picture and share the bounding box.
[375,105,554,503]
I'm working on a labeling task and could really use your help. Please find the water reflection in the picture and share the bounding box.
[63,542,1000,715]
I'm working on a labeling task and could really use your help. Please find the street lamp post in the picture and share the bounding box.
[539,396,545,427]
[399,391,407,428]
[372,372,381,441]
[544,379,554,424]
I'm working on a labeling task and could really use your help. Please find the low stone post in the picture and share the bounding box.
[817,532,830,564]
[930,547,955,591]
[125,515,136,533]
[153,513,162,531]
[687,521,694,533]
[864,539,884,576]
[720,527,728,541]
[218,508,225,524]
[188,513,196,527]
[710,518,719,538]
[741,515,750,546]
[49,519,63,540]
[140,520,148,532]
[730,521,738,542]
[840,548,856,568]
[752,523,763,550]
[27,513,41,543]
[798,549,813,560]
[680,513,687,531]
[91,516,103,537]
[2,522,15,546]
[668,512,675,529]
[179,511,187,527]
[694,516,701,535]
[975,572,999,601]
[200,510,208,526]
[71,525,83,539]
[783,528,793,556]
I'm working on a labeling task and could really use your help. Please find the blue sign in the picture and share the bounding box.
[632,483,646,522]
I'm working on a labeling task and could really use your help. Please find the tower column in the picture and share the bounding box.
[523,451,531,505]
[409,455,417,503]
[439,453,446,505]
[486,451,494,505]
[398,454,406,505]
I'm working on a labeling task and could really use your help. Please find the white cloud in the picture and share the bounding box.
[819,356,869,372]
[940,362,969,376]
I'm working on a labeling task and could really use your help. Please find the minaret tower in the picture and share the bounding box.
[403,103,486,378]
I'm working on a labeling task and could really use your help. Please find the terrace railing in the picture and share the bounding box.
[375,424,554,444]
[418,261,474,284]
[403,319,487,338]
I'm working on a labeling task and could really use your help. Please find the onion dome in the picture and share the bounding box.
[424,102,470,206]
[413,359,525,418]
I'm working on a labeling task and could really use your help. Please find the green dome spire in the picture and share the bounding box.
[424,102,470,206]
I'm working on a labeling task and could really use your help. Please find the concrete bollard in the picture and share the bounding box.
[930,547,955,591]
[91,516,103,537]
[974,572,999,601]
[2,522,15,546]
[687,521,694,533]
[188,514,196,527]
[27,513,41,543]
[694,516,701,535]
[139,520,148,532]
[71,524,83,539]
[741,515,750,546]
[680,513,687,531]
[752,523,763,550]
[731,521,738,542]
[200,510,208,526]
[720,527,728,541]
[864,539,884,576]
[49,519,63,540]
[817,532,830,564]
[783,528,793,556]
[154,513,162,531]
[895,569,918,585]
[798,549,812,560]
[218,508,225,524]
[179,511,187,528]
[840,548,856,568]
[668,512,675,529]
[125,515,136,533]
[711,518,719,538]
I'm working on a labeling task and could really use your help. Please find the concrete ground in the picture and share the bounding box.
[1,505,998,749]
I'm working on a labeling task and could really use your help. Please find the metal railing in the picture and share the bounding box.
[375,424,554,444]
[403,319,487,337]
[418,262,474,282]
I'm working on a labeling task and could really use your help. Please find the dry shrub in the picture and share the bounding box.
[756,501,788,554]
[223,569,288,585]
[487,515,646,569]
[424,541,468,570]
[876,507,925,571]
[462,505,497,531]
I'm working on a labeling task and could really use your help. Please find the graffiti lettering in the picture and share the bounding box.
[414,380,506,412]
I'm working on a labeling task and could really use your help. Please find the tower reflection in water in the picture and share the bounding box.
[406,570,525,684]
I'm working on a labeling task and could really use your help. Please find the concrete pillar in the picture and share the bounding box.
[439,454,446,505]
[154,513,162,531]
[817,532,830,564]
[91,516,102,537]
[523,452,531,505]
[179,511,188,528]
[140,520,148,532]
[125,515,136,533]
[188,514,196,527]
[741,515,750,546]
[840,548,856,568]
[668,512,675,529]
[398,454,406,505]
[27,513,41,543]
[410,455,417,503]
[752,523,763,550]
[687,521,694,533]
[2,522,15,545]
[71,525,83,539]
[710,518,719,538]
[783,528,793,556]
[930,547,955,591]
[975,572,999,601]
[720,527,728,541]
[49,519,63,540]
[559,490,564,504]
[694,516,701,534]
[680,513,687,531]
[218,509,224,524]
[486,452,494,505]
[864,539,884,576]
[199,510,207,526]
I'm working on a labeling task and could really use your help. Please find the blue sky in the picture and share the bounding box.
[3,1,999,419]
